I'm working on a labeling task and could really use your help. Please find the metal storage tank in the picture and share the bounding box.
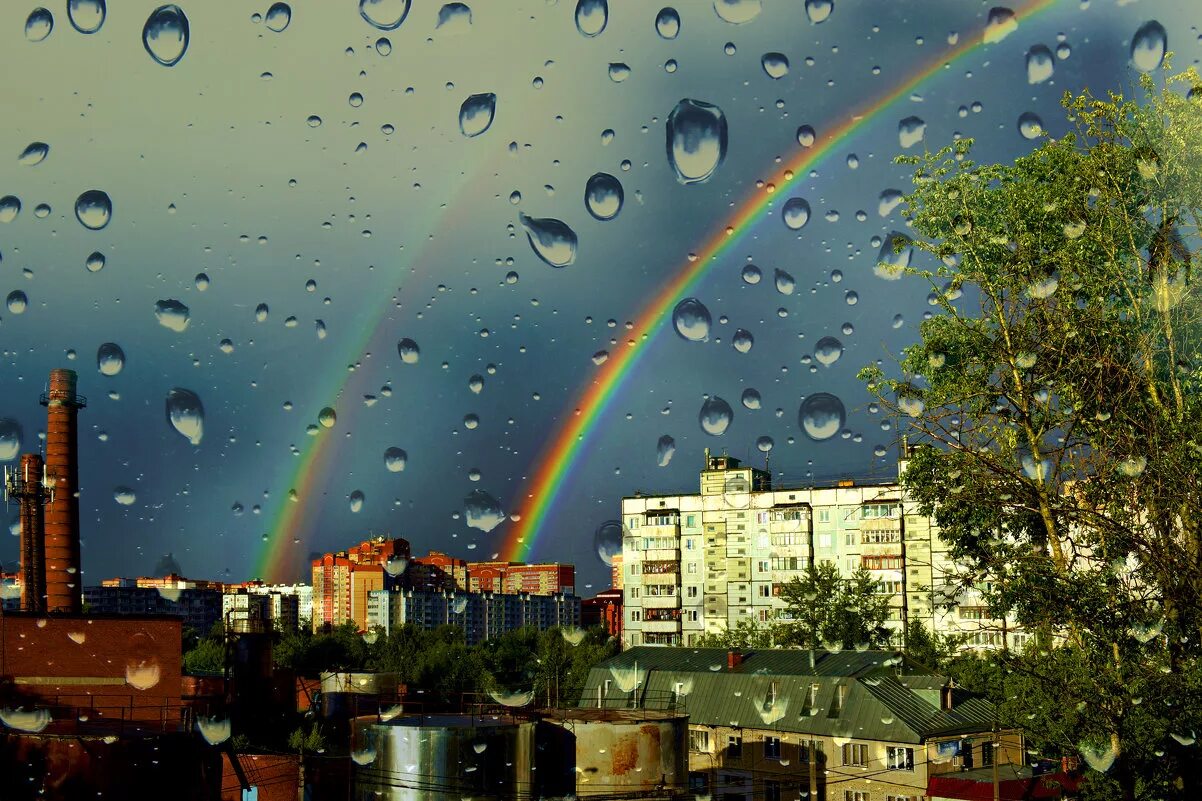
[319,672,403,720]
[351,713,537,801]
[538,709,688,798]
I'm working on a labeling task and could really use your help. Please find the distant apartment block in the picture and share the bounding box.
[581,588,623,638]
[311,536,410,632]
[366,589,580,644]
[466,560,575,596]
[225,581,311,630]
[83,583,222,634]
[620,451,1022,650]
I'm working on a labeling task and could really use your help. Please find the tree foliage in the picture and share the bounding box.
[775,563,893,649]
[860,66,1202,800]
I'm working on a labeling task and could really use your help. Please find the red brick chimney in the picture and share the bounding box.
[727,649,744,670]
[41,368,86,614]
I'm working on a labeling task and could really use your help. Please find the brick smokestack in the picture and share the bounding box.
[15,453,48,613]
[41,368,86,614]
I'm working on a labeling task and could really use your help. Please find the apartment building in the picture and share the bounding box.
[620,451,1020,649]
[222,586,301,631]
[311,536,410,631]
[366,589,580,644]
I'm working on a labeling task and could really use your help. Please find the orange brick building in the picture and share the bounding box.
[311,536,410,631]
[466,561,575,596]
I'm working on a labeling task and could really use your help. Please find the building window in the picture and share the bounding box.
[686,610,699,621]
[690,773,709,792]
[686,515,696,527]
[630,611,641,622]
[764,781,781,801]
[687,586,699,598]
[688,562,698,574]
[887,746,914,771]
[757,585,771,598]
[727,734,743,760]
[982,741,995,767]
[841,743,868,767]
[844,793,868,801]
[764,736,781,760]
[817,534,833,549]
[628,517,640,529]
[685,538,696,550]
[886,796,914,801]
[818,510,830,523]
[689,729,712,753]
[629,587,639,598]
[757,560,770,572]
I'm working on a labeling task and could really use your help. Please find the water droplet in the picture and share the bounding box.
[143,5,190,67]
[666,99,728,184]
[799,393,845,441]
[6,291,27,314]
[381,447,409,473]
[154,299,190,332]
[1056,41,1071,59]
[732,328,754,353]
[397,338,420,364]
[74,190,112,230]
[756,436,774,452]
[468,374,484,394]
[0,420,21,461]
[699,396,733,435]
[25,8,53,42]
[1078,740,1117,773]
[113,487,136,506]
[264,2,290,32]
[374,37,392,55]
[741,388,761,409]
[585,173,624,220]
[600,128,615,145]
[459,92,496,137]
[575,0,608,37]
[655,7,680,39]
[254,303,269,322]
[983,7,1017,45]
[519,213,577,267]
[782,198,810,230]
[898,116,926,149]
[1028,272,1059,299]
[18,143,49,166]
[714,0,761,25]
[656,435,676,467]
[33,203,51,219]
[805,0,833,24]
[1017,111,1043,139]
[878,189,904,217]
[608,62,631,82]
[0,708,51,733]
[464,489,505,532]
[1026,44,1054,83]
[196,716,231,746]
[899,394,926,418]
[1130,21,1166,73]
[85,252,106,273]
[166,387,204,445]
[876,232,913,280]
[814,336,843,366]
[318,407,337,429]
[349,490,365,513]
[436,3,472,32]
[774,269,795,295]
[359,0,410,31]
[796,125,816,147]
[762,52,789,79]
[741,264,762,284]
[0,196,20,223]
[672,298,712,341]
[97,343,124,376]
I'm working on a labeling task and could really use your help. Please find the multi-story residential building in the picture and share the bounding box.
[409,551,469,591]
[235,581,310,630]
[366,589,580,644]
[581,587,623,638]
[466,560,575,596]
[620,450,1019,649]
[82,584,222,634]
[611,553,624,590]
[222,585,301,631]
[579,647,1079,801]
[311,536,410,631]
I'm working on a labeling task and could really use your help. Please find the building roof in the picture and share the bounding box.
[576,647,996,745]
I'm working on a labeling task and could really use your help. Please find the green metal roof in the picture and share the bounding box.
[576,647,996,745]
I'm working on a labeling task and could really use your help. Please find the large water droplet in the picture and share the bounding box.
[799,393,845,441]
[732,328,754,353]
[878,189,904,217]
[143,5,190,67]
[359,0,410,31]
[714,0,760,24]
[804,0,833,24]
[114,487,137,506]
[813,336,843,366]
[384,447,407,472]
[25,8,53,42]
[756,436,773,453]
[774,269,795,295]
[1130,21,1166,73]
[519,213,577,267]
[1026,44,1054,84]
[1017,111,1043,140]
[318,407,337,428]
[741,388,761,410]
[876,231,913,280]
[898,116,926,149]
[6,291,27,314]
[0,196,20,223]
[464,489,505,532]
[656,435,676,467]
[699,396,733,436]
[982,7,1017,45]
[585,173,623,220]
[666,99,727,185]
[782,198,810,231]
[796,125,816,147]
[436,3,472,32]
[0,420,22,461]
[196,716,231,746]
[741,264,762,284]
[575,0,608,36]
[672,298,712,341]
[397,338,420,364]
[349,490,365,513]
[459,93,496,137]
[154,299,190,332]
[86,252,105,273]
[655,7,680,39]
[607,62,631,82]
[97,343,125,376]
[762,52,789,79]
[18,143,49,166]
[67,0,106,34]
[594,520,624,565]
[265,2,291,32]
[74,190,111,230]
[166,388,204,445]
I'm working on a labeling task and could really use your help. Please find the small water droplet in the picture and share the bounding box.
[799,393,845,441]
[741,264,762,284]
[459,92,497,137]
[714,0,761,25]
[25,8,53,42]
[143,5,190,67]
[1017,111,1043,139]
[594,520,624,564]
[741,388,761,410]
[519,213,577,267]
[672,298,712,341]
[655,7,680,39]
[264,2,290,32]
[154,299,190,332]
[397,338,420,364]
[782,197,810,230]
[656,435,676,466]
[113,487,136,506]
[814,336,843,366]
[359,0,410,31]
[575,0,608,37]
[585,173,624,220]
[349,490,365,513]
[774,268,795,295]
[1026,44,1054,83]
[86,252,106,272]
[464,489,505,532]
[607,62,631,82]
[796,125,816,147]
[18,143,49,166]
[375,37,392,55]
[762,52,789,79]
[384,447,407,472]
[1130,20,1166,73]
[436,3,472,33]
[898,116,926,149]
[983,6,1017,45]
[732,328,754,353]
[7,291,28,314]
[666,99,728,184]
[804,0,832,24]
[699,396,733,436]
[876,231,913,280]
[74,190,112,230]
[166,388,204,445]
[756,436,774,452]
[0,196,20,223]
[97,343,124,376]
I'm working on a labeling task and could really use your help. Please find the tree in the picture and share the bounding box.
[183,637,225,674]
[694,616,777,649]
[860,65,1202,801]
[774,563,892,650]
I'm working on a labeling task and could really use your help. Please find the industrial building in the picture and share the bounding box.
[620,450,1022,649]
[83,583,223,634]
[578,647,1080,801]
[366,588,580,643]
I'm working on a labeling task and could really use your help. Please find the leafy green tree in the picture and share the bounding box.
[775,563,892,649]
[183,636,225,674]
[860,66,1202,800]
[694,616,777,649]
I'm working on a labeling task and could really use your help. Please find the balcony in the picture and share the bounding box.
[643,594,681,609]
[644,618,682,633]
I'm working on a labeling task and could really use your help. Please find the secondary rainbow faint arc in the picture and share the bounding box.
[500,0,1061,562]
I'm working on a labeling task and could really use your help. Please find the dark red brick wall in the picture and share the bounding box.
[221,753,299,801]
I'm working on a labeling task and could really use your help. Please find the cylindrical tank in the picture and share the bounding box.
[41,368,85,614]
[538,709,688,798]
[320,672,403,720]
[351,714,537,801]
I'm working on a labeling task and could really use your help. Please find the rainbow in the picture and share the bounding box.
[500,0,1062,562]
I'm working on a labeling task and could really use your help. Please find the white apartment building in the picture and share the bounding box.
[620,450,1024,651]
